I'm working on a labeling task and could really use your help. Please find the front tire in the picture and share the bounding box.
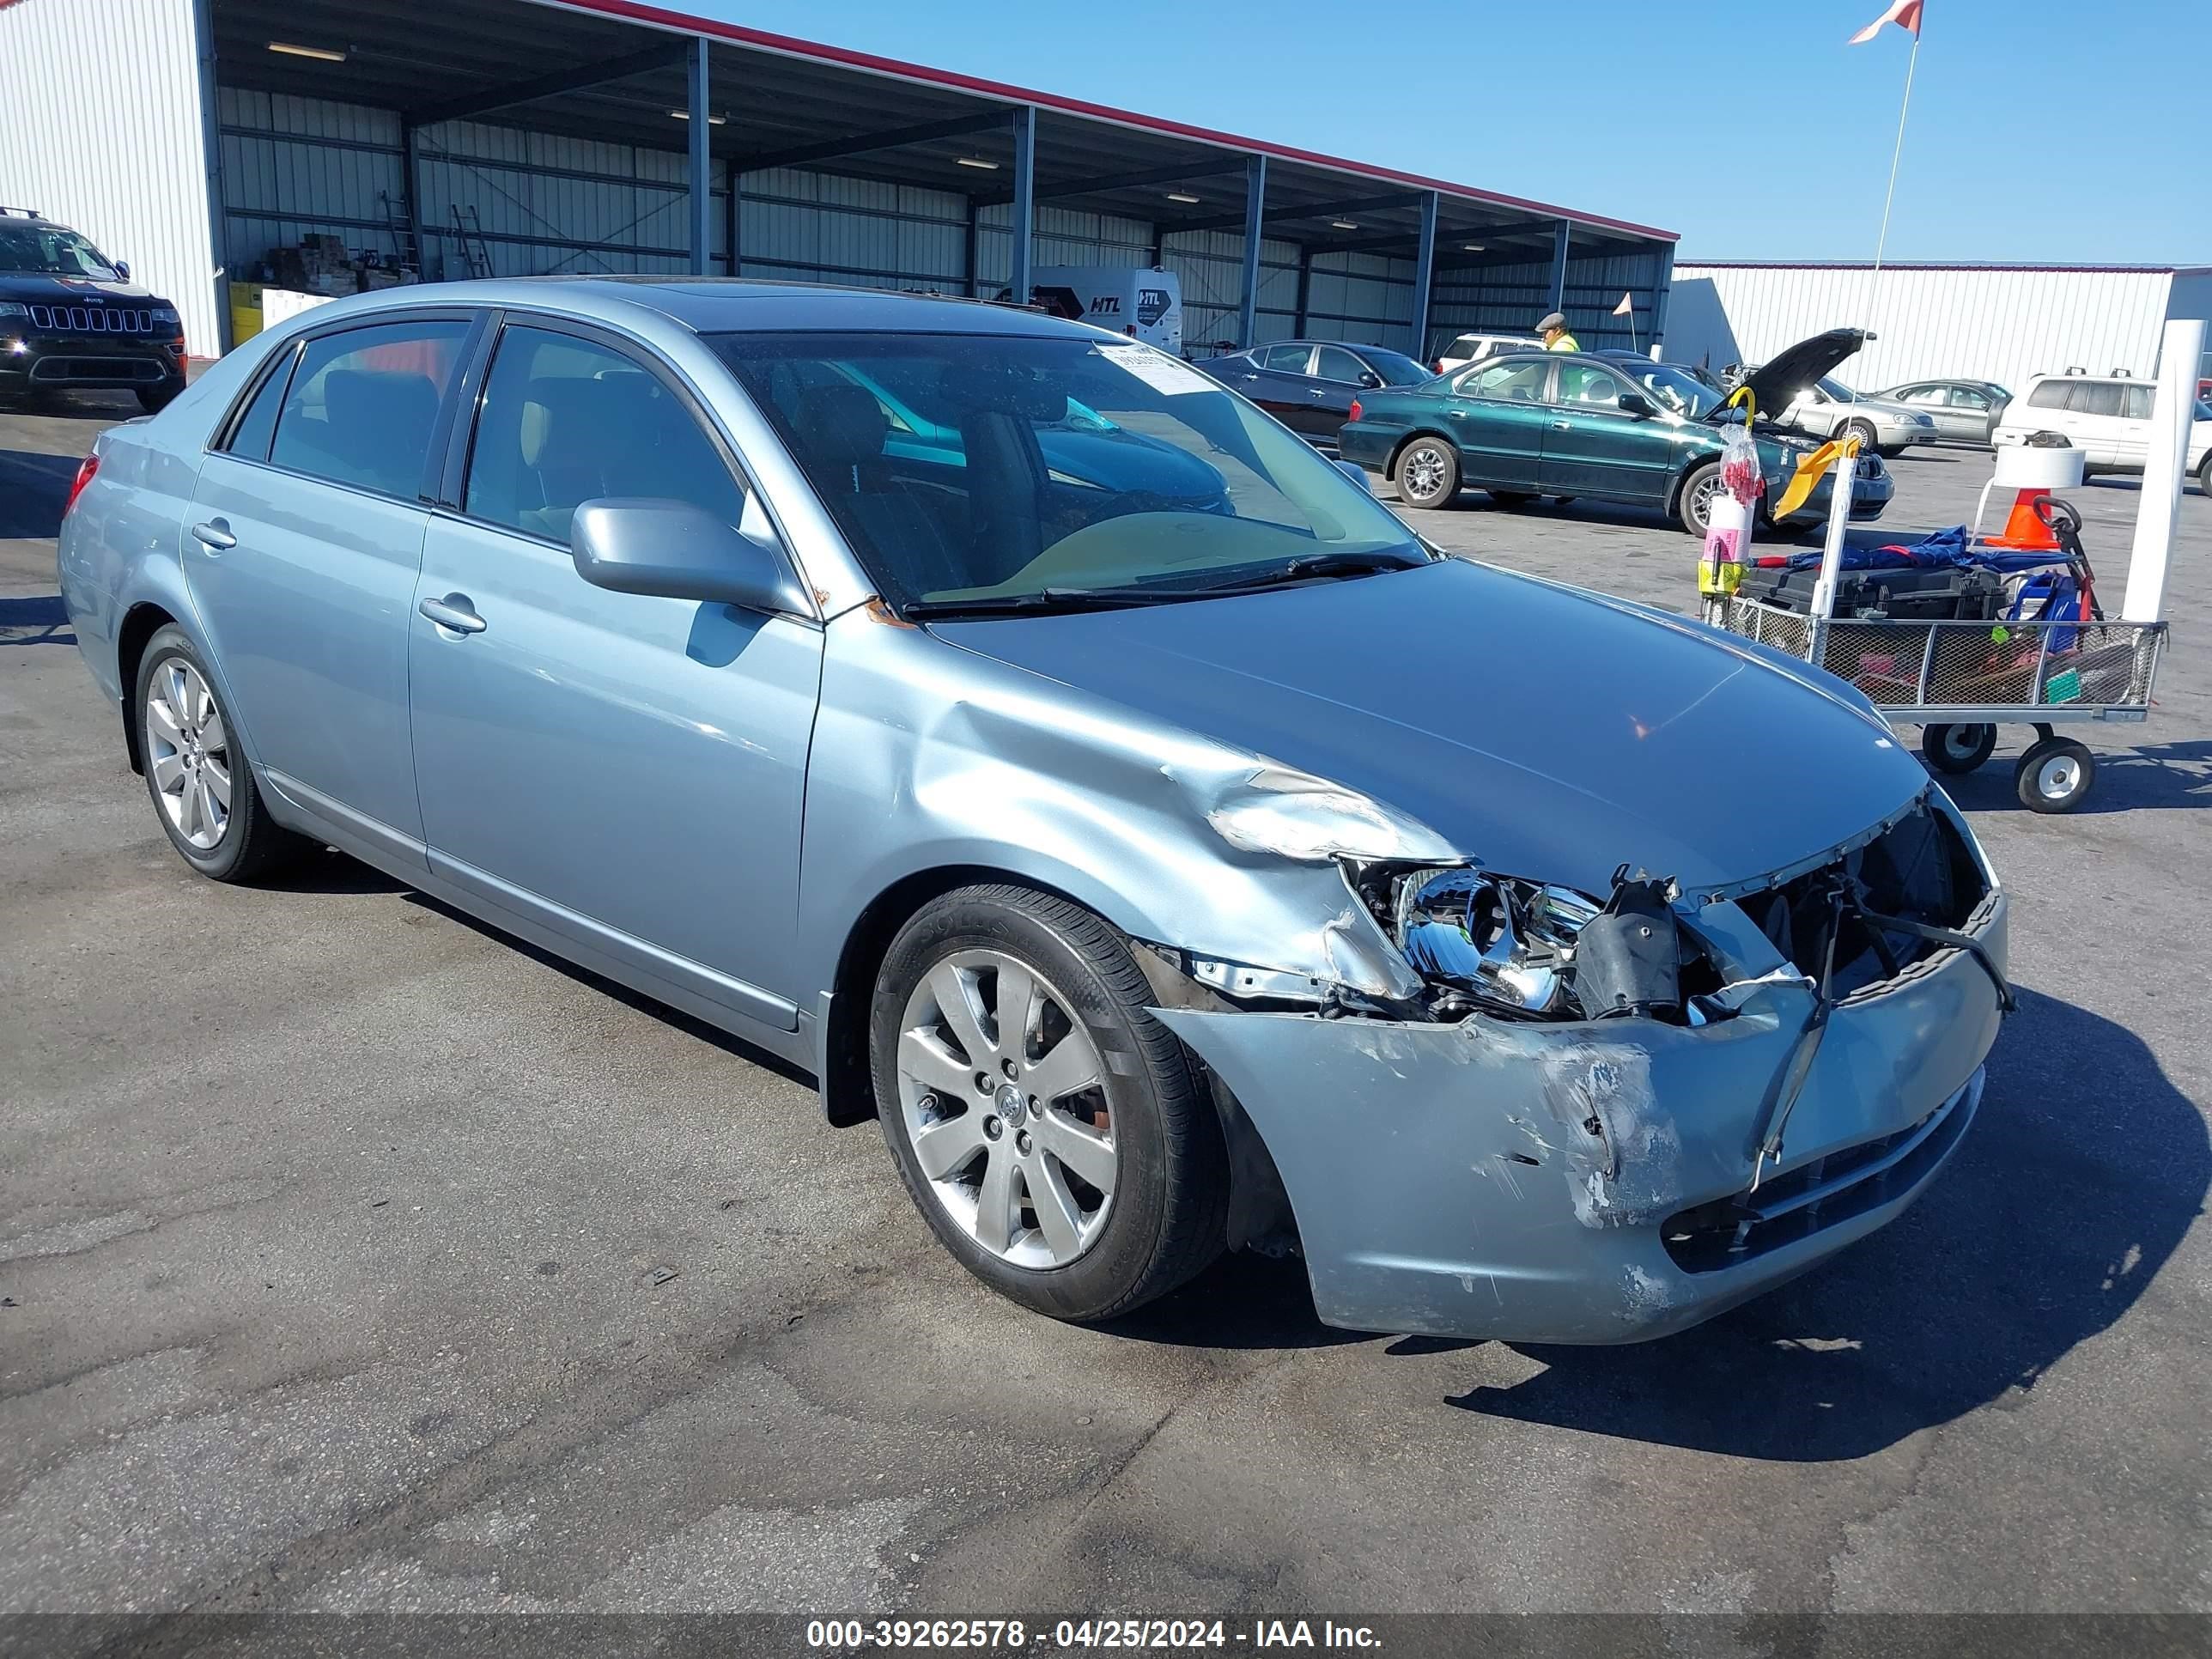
[870,884,1227,1322]
[1393,436,1460,509]
[1846,419,1880,455]
[2198,454,2211,497]
[135,626,300,881]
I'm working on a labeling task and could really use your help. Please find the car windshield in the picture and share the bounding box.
[0,222,119,278]
[1626,363,1721,418]
[715,331,1426,610]
[1816,376,1860,402]
[1358,347,1435,386]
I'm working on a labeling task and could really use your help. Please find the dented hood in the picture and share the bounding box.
[926,558,1928,897]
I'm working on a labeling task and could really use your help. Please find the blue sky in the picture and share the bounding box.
[694,0,2203,263]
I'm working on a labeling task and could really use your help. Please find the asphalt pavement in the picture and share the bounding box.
[3,396,2209,1638]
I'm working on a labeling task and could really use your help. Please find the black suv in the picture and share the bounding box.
[1,208,187,412]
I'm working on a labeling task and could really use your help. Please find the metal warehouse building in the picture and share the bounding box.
[1668,261,2212,396]
[0,0,1675,366]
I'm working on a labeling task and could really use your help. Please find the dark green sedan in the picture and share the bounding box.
[1336,349,1895,534]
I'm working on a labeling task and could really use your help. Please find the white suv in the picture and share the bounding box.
[1435,332,1542,373]
[1992,371,2212,491]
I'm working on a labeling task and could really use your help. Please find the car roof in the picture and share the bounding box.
[330,276,1109,339]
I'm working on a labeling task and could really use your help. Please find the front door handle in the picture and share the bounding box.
[191,520,235,550]
[1447,408,1468,418]
[418,593,486,635]
[1550,420,1572,430]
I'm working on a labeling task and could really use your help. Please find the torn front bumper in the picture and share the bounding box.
[1153,891,2006,1345]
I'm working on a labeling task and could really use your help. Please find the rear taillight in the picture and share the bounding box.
[1347,398,1363,423]
[63,453,98,518]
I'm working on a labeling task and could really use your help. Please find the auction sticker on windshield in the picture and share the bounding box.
[1096,343,1216,396]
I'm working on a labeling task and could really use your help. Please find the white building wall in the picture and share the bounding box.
[1668,263,2183,394]
[0,0,222,356]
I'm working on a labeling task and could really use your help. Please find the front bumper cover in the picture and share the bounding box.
[1154,890,2006,1345]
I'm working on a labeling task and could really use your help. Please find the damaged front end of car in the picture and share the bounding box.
[1139,775,2009,1344]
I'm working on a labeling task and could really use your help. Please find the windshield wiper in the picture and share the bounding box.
[1183,550,1431,594]
[902,551,1428,620]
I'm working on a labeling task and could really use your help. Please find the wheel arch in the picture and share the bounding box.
[115,601,180,775]
[1386,425,1464,477]
[817,862,1102,1127]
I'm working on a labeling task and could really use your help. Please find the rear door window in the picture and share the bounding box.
[2027,380,2071,410]
[2074,382,2124,418]
[462,323,744,545]
[1466,359,1549,403]
[268,319,471,500]
[1258,344,1314,374]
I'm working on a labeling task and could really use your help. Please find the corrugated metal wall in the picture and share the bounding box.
[1668,264,2181,393]
[0,0,222,356]
[1432,247,1667,360]
[214,87,1442,349]
[220,90,725,281]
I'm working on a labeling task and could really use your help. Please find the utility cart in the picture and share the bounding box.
[1709,440,2172,813]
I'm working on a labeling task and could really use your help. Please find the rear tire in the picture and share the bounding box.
[134,626,301,881]
[869,884,1227,1322]
[2198,454,2211,497]
[1393,437,1460,509]
[1678,461,1725,535]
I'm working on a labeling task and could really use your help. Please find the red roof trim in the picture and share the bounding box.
[533,0,1677,243]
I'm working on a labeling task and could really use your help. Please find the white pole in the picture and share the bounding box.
[1863,31,1920,345]
[2121,317,2207,623]
[1811,447,1860,624]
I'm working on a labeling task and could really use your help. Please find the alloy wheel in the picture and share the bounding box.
[1689,471,1723,532]
[896,949,1118,1269]
[1402,446,1448,501]
[145,659,231,850]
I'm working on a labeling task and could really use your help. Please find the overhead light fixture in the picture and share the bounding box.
[1330,219,1358,231]
[667,109,728,125]
[267,40,348,62]
[1462,241,1486,252]
[1165,191,1201,204]
[955,155,1000,170]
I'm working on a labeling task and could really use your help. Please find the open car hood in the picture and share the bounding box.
[1741,327,1869,415]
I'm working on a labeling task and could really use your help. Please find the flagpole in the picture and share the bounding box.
[1863,27,1921,341]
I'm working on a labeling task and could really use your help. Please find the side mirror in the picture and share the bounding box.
[113,260,130,279]
[570,496,811,617]
[1618,392,1656,418]
[1334,458,1372,494]
[1358,371,1382,389]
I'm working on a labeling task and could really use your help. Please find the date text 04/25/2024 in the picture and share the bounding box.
[805,1619,1382,1650]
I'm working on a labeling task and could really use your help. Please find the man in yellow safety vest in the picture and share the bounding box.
[1537,311,1580,351]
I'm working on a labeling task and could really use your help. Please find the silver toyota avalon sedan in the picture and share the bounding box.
[58,278,2008,1343]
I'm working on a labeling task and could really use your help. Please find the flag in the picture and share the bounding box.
[1613,292,1634,317]
[1850,0,1923,43]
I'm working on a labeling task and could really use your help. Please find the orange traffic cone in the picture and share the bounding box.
[1987,488,2062,551]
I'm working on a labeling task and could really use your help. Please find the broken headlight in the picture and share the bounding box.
[1392,867,1601,1018]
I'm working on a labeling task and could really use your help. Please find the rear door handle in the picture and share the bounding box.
[418,593,487,635]
[190,520,235,550]
[1550,420,1571,430]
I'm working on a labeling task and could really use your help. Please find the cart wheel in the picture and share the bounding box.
[2015,737,2095,813]
[1921,723,1997,775]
